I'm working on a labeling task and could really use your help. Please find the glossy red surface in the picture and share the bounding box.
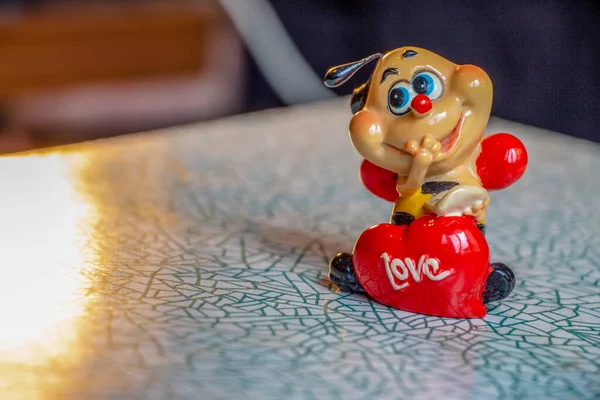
[359,159,398,202]
[477,133,528,191]
[411,94,433,114]
[352,215,491,318]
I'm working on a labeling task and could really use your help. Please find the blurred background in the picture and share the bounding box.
[0,0,597,154]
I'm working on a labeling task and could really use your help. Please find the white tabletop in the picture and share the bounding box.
[0,98,598,399]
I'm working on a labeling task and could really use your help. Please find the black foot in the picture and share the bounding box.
[483,263,516,304]
[329,252,365,294]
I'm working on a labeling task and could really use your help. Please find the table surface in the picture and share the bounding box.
[0,98,598,400]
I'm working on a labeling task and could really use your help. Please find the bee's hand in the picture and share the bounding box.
[397,135,443,192]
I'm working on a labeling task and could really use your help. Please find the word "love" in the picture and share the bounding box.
[381,253,453,290]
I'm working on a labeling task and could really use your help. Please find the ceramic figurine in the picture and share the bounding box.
[324,47,528,318]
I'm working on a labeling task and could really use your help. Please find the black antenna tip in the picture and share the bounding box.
[324,53,382,88]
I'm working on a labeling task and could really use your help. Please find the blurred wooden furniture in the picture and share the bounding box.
[0,1,243,155]
[0,1,219,99]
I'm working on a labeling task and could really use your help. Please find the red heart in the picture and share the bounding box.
[352,215,491,318]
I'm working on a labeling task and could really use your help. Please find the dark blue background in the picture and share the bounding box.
[245,1,600,143]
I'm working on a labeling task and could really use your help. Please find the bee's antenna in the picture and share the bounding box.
[324,53,382,88]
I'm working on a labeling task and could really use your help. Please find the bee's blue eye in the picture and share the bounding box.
[413,74,433,95]
[412,72,443,100]
[389,87,409,109]
[388,82,412,115]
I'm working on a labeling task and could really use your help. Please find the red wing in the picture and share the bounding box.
[476,133,528,191]
[359,159,398,202]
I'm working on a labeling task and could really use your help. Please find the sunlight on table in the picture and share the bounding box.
[0,152,97,398]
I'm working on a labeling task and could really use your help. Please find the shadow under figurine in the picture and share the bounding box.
[324,47,528,318]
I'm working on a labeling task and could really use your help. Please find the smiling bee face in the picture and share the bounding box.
[345,47,493,176]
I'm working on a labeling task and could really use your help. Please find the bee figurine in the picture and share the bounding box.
[324,47,528,318]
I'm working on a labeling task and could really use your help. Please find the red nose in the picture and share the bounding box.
[411,94,432,115]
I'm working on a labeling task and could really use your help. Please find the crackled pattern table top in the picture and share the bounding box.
[0,98,598,400]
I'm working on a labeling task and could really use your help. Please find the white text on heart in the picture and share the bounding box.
[381,253,453,290]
